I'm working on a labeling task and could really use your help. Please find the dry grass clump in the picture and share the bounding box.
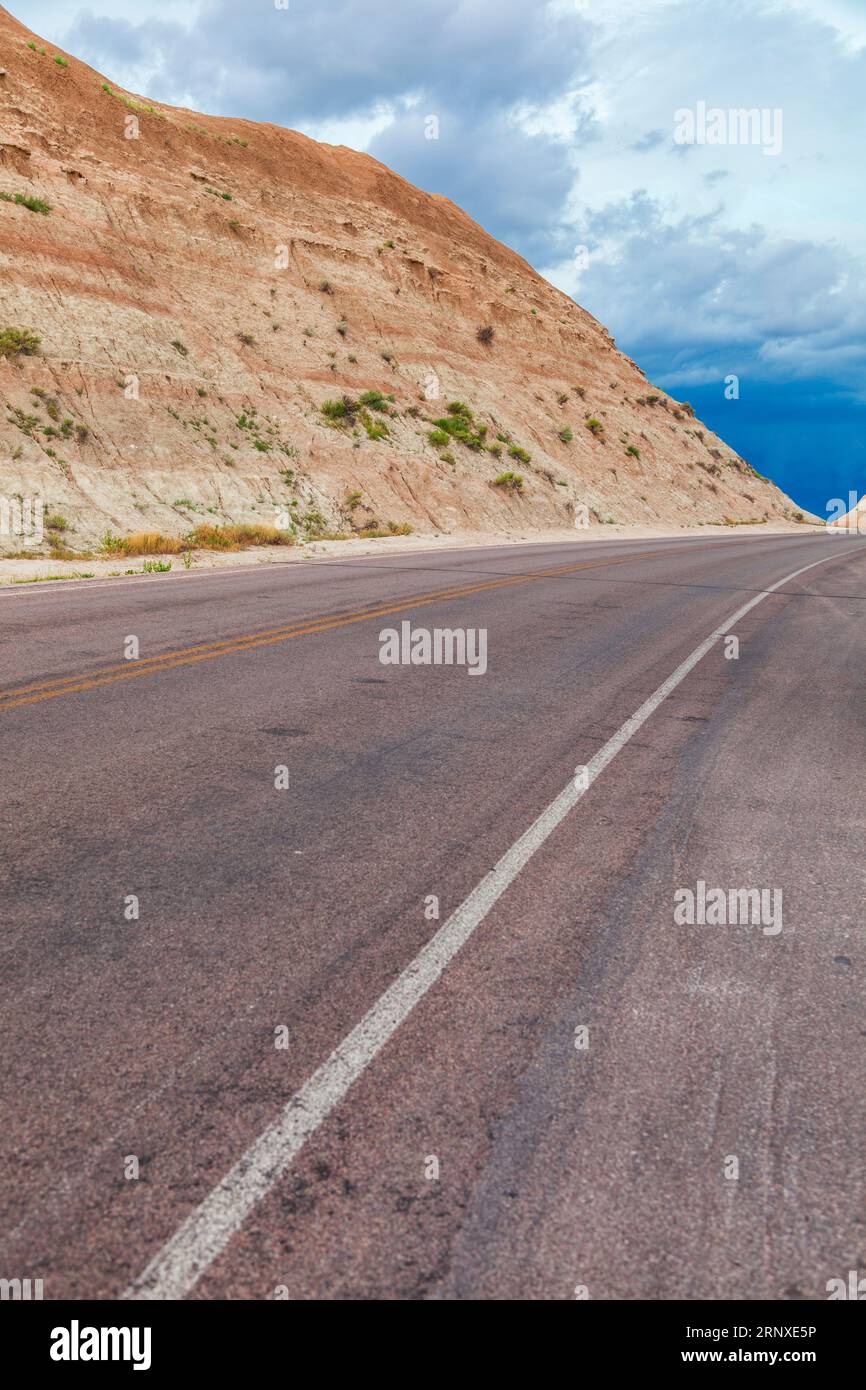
[100,524,293,556]
[100,530,183,556]
[188,523,292,550]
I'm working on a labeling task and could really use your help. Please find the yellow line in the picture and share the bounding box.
[1,573,535,701]
[0,542,725,713]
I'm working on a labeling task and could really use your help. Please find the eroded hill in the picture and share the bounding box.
[0,4,805,555]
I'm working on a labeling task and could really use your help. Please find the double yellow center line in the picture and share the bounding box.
[0,543,726,713]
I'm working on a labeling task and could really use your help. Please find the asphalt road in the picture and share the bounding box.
[1,532,864,1301]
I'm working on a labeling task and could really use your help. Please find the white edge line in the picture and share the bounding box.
[123,545,863,1300]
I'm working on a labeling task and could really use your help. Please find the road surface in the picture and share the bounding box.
[1,532,863,1300]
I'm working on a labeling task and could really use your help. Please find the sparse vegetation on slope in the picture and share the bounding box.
[0,328,41,358]
[0,191,51,214]
[493,471,525,494]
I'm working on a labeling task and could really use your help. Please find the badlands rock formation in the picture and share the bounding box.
[0,5,805,553]
[827,496,866,532]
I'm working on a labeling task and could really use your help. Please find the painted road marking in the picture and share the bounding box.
[0,533,804,600]
[124,543,863,1299]
[0,542,731,712]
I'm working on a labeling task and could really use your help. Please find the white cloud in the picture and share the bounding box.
[16,0,201,45]
[772,0,866,51]
[9,0,865,398]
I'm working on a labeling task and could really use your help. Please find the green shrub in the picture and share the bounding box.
[493,471,525,494]
[586,417,604,437]
[558,426,573,444]
[361,409,388,441]
[99,529,128,554]
[626,444,640,458]
[0,327,41,357]
[321,396,356,423]
[508,444,531,464]
[428,428,450,447]
[0,191,51,215]
[432,404,487,451]
[359,389,388,412]
[7,406,39,433]
[302,508,328,537]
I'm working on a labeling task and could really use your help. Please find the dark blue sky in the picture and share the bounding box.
[17,0,866,520]
[666,380,866,518]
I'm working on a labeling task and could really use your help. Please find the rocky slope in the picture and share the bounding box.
[0,4,806,555]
